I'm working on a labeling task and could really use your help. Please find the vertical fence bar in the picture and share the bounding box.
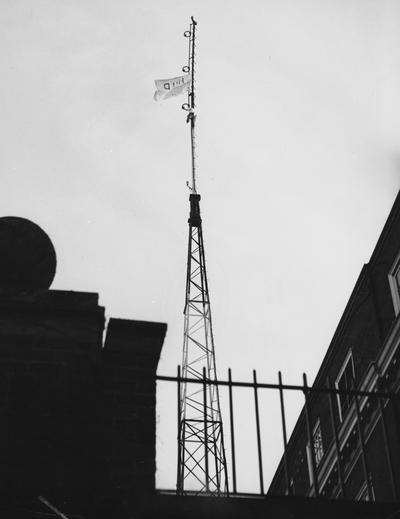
[228,368,237,494]
[278,371,291,495]
[353,381,373,501]
[389,390,400,445]
[203,367,209,492]
[303,373,319,497]
[253,370,264,495]
[213,402,221,495]
[327,377,346,499]
[177,365,182,492]
[377,379,398,501]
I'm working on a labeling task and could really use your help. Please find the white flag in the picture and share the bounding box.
[153,74,191,101]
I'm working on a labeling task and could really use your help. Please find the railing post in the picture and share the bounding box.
[253,370,264,495]
[203,366,209,492]
[353,380,373,501]
[177,365,182,493]
[377,378,398,501]
[213,410,221,495]
[382,373,400,484]
[228,368,237,494]
[278,371,291,495]
[303,373,319,497]
[327,376,346,499]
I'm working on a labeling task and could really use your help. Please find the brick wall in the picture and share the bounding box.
[0,290,166,518]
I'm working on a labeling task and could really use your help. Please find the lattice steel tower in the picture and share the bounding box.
[177,17,229,495]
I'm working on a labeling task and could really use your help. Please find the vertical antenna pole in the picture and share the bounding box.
[185,16,197,194]
[190,16,196,110]
[190,17,197,193]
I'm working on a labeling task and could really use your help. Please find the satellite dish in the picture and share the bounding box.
[0,217,56,293]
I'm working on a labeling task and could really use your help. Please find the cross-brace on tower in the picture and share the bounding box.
[177,17,229,496]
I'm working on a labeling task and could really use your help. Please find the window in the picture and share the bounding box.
[335,351,355,421]
[388,253,400,316]
[306,418,324,487]
[313,420,324,466]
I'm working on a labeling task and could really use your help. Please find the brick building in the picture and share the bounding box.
[268,191,400,502]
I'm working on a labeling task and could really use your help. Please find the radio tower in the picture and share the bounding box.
[177,17,229,496]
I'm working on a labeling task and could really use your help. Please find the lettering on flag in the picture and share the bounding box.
[153,74,191,101]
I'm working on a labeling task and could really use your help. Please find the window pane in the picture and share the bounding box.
[337,354,355,419]
[313,424,323,466]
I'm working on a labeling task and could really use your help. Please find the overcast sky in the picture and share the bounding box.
[1,0,400,491]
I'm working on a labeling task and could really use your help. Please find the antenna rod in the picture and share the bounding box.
[188,17,197,193]
[190,16,196,110]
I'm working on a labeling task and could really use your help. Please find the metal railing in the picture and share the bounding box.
[156,368,400,500]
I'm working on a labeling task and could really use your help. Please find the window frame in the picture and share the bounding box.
[335,350,355,422]
[388,251,400,316]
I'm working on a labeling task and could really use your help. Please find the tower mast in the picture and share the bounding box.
[177,17,229,495]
